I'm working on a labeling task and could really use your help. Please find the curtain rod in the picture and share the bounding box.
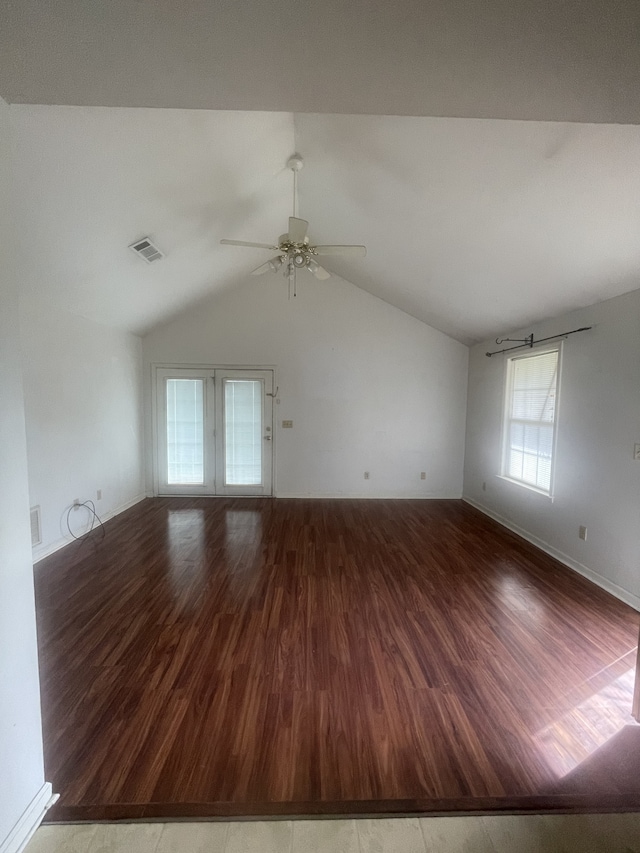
[485,326,592,357]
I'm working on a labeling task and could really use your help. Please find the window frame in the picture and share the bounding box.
[500,342,563,498]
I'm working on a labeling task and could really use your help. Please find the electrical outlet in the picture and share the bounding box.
[420,472,426,480]
[579,525,587,541]
[73,499,80,508]
[96,489,102,501]
[364,471,370,480]
[482,481,487,491]
[634,443,640,460]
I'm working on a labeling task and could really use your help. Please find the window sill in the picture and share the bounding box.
[495,475,555,502]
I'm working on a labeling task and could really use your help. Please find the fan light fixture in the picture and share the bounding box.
[220,155,366,297]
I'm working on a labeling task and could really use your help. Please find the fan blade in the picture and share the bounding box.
[312,264,331,280]
[313,245,367,257]
[251,257,281,276]
[288,217,309,244]
[220,239,278,250]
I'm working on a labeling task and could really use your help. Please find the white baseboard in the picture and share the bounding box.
[33,493,147,564]
[275,493,463,500]
[0,783,57,853]
[463,496,640,613]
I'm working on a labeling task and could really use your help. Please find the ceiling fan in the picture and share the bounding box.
[220,154,366,295]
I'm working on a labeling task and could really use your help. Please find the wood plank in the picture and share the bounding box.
[35,497,640,820]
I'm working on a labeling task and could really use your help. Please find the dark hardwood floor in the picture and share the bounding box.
[35,498,640,821]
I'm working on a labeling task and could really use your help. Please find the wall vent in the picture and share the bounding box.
[30,505,42,547]
[129,237,164,264]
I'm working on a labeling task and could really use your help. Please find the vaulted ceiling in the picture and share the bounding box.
[3,1,640,344]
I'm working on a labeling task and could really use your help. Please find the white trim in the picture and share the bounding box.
[463,496,640,613]
[495,475,555,501]
[150,362,278,371]
[134,492,462,500]
[0,783,57,853]
[155,493,272,499]
[276,493,463,500]
[32,493,146,563]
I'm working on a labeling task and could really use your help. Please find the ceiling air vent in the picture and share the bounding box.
[30,505,42,547]
[129,237,164,264]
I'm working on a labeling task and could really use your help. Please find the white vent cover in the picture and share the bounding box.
[129,237,164,263]
[30,505,42,547]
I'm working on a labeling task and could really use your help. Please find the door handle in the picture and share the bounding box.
[263,435,272,441]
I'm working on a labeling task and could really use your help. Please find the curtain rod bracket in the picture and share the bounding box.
[494,333,534,347]
[486,327,592,357]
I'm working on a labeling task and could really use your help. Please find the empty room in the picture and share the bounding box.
[2,3,640,853]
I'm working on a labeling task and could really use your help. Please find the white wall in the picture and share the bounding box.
[464,287,640,609]
[0,99,48,850]
[20,306,145,559]
[144,275,469,499]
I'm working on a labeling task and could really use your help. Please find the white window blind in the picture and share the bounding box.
[224,380,262,485]
[166,378,204,485]
[503,348,559,493]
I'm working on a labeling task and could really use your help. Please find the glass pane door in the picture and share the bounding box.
[215,369,273,496]
[156,368,214,495]
[156,367,273,496]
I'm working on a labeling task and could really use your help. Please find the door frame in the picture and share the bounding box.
[151,363,277,497]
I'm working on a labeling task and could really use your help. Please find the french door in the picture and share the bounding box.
[155,368,273,496]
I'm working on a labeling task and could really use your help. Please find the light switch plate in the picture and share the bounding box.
[282,420,293,429]
[635,443,640,460]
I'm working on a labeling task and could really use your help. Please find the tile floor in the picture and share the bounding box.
[25,814,640,852]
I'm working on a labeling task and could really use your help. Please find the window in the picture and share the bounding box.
[502,346,560,495]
